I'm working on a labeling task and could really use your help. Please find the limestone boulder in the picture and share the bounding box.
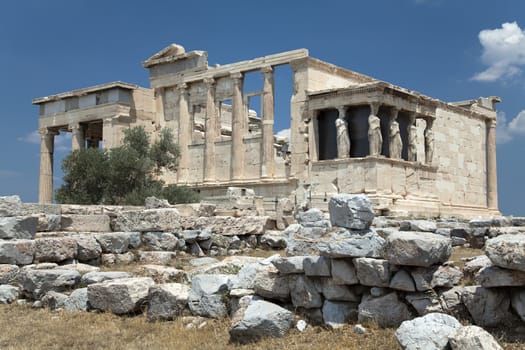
[138,251,176,264]
[87,277,154,314]
[405,293,443,315]
[449,325,503,350]
[390,270,416,292]
[439,287,470,320]
[296,208,330,228]
[271,256,307,274]
[56,262,99,275]
[81,271,132,285]
[316,229,385,258]
[485,234,525,272]
[322,300,359,329]
[34,214,61,232]
[95,232,133,254]
[141,265,184,283]
[0,216,37,239]
[260,231,287,249]
[395,313,461,350]
[142,231,178,251]
[147,283,190,321]
[476,266,525,287]
[431,266,463,288]
[61,214,111,232]
[0,240,35,265]
[319,278,361,301]
[461,286,512,327]
[331,259,359,285]
[0,195,22,216]
[303,256,331,276]
[41,290,68,310]
[112,208,181,232]
[353,258,391,287]
[289,275,322,308]
[358,292,412,327]
[229,299,293,344]
[72,235,102,262]
[385,231,451,267]
[174,203,215,217]
[463,255,492,278]
[0,264,19,284]
[188,274,232,318]
[19,268,81,299]
[253,263,290,300]
[64,287,89,312]
[328,194,374,230]
[401,220,437,232]
[511,289,525,321]
[34,237,77,263]
[101,252,135,265]
[144,196,172,209]
[0,284,19,304]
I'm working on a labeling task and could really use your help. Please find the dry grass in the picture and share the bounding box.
[448,246,485,269]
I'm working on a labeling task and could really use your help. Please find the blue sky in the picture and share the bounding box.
[1,0,525,215]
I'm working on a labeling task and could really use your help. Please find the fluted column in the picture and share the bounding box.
[177,83,190,183]
[231,72,244,180]
[38,128,57,203]
[204,78,217,182]
[487,119,498,209]
[261,66,275,178]
[70,123,85,151]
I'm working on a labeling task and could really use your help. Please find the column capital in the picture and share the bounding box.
[177,82,188,92]
[337,106,347,117]
[203,77,215,86]
[69,122,82,131]
[231,72,243,80]
[261,65,273,74]
[38,128,58,137]
[487,118,497,128]
[369,101,380,115]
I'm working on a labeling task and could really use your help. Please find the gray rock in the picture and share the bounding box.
[0,284,19,303]
[385,231,451,267]
[328,194,374,230]
[303,256,331,276]
[41,290,68,310]
[512,217,525,227]
[0,195,22,216]
[402,220,437,232]
[411,267,434,292]
[188,274,232,318]
[81,271,132,285]
[145,196,172,209]
[316,229,385,258]
[462,286,512,327]
[142,231,178,251]
[58,263,99,275]
[289,275,322,308]
[354,258,391,287]
[87,277,154,314]
[34,214,61,232]
[189,257,220,267]
[358,292,412,327]
[0,264,19,284]
[141,265,184,283]
[322,300,359,329]
[230,299,293,343]
[260,231,287,249]
[95,232,131,254]
[272,256,306,274]
[449,325,503,350]
[113,208,181,232]
[101,252,135,265]
[390,270,416,292]
[395,312,461,350]
[405,292,443,315]
[0,216,37,239]
[138,251,177,264]
[464,255,492,278]
[190,242,204,256]
[64,287,89,312]
[331,259,359,285]
[253,264,290,300]
[511,289,525,321]
[19,269,81,299]
[72,235,102,262]
[319,278,360,301]
[34,237,77,263]
[431,266,463,288]
[296,208,326,226]
[476,265,525,287]
[485,234,525,272]
[439,287,469,319]
[469,217,510,228]
[147,283,190,321]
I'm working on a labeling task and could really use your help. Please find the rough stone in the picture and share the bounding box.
[322,300,359,329]
[0,216,37,239]
[34,214,61,232]
[141,265,184,283]
[138,251,177,264]
[316,229,385,258]
[476,265,525,287]
[395,312,461,350]
[271,256,306,274]
[0,264,19,284]
[58,263,100,274]
[353,258,391,287]
[331,259,359,285]
[463,255,492,278]
[319,278,360,301]
[431,265,463,288]
[113,208,181,232]
[449,325,503,350]
[230,299,293,343]
[95,232,132,254]
[390,270,416,292]
[485,234,525,272]
[260,231,287,249]
[328,194,374,230]
[303,256,331,276]
[188,274,232,318]
[19,269,81,299]
[101,252,135,265]
[81,271,132,285]
[358,292,412,327]
[71,235,102,262]
[147,283,190,321]
[385,231,451,267]
[41,290,68,310]
[142,231,178,251]
[145,196,172,209]
[402,220,437,232]
[61,214,111,232]
[88,277,154,314]
[462,286,512,327]
[0,195,22,216]
[289,275,322,308]
[253,264,290,300]
[0,284,19,304]
[34,237,77,263]
[64,287,89,312]
[405,292,443,315]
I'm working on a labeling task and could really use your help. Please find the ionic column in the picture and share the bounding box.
[70,123,85,151]
[177,83,190,183]
[102,117,116,149]
[204,78,217,182]
[38,128,57,204]
[231,72,244,180]
[487,119,498,209]
[261,66,275,178]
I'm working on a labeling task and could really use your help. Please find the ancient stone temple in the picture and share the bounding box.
[33,44,500,218]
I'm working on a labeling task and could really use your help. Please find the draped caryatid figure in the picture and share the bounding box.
[389,108,402,159]
[368,102,382,156]
[336,107,350,158]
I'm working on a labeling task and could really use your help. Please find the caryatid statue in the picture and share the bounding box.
[368,102,382,156]
[425,118,434,164]
[389,108,402,159]
[407,113,417,162]
[336,107,350,158]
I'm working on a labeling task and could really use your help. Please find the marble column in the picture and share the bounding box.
[231,72,244,180]
[261,66,275,178]
[70,123,85,151]
[102,117,116,149]
[177,83,190,183]
[487,119,498,209]
[204,78,217,182]
[38,128,57,204]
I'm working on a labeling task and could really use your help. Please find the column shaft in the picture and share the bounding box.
[38,129,56,203]
[487,119,498,209]
[204,78,217,182]
[261,66,275,178]
[177,83,190,183]
[71,123,85,151]
[231,73,244,180]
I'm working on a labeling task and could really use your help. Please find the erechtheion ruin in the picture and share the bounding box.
[33,44,500,218]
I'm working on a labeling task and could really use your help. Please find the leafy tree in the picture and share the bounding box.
[55,126,198,205]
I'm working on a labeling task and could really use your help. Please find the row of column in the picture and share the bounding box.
[176,66,275,184]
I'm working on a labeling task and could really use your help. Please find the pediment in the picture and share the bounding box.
[145,43,186,62]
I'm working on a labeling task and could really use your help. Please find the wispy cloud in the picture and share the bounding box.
[496,110,525,143]
[17,130,40,144]
[275,128,290,142]
[18,130,72,152]
[0,169,18,178]
[472,22,525,82]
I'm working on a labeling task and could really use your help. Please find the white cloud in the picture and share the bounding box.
[496,110,525,143]
[17,130,40,144]
[472,22,525,82]
[275,128,290,142]
[18,130,72,152]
